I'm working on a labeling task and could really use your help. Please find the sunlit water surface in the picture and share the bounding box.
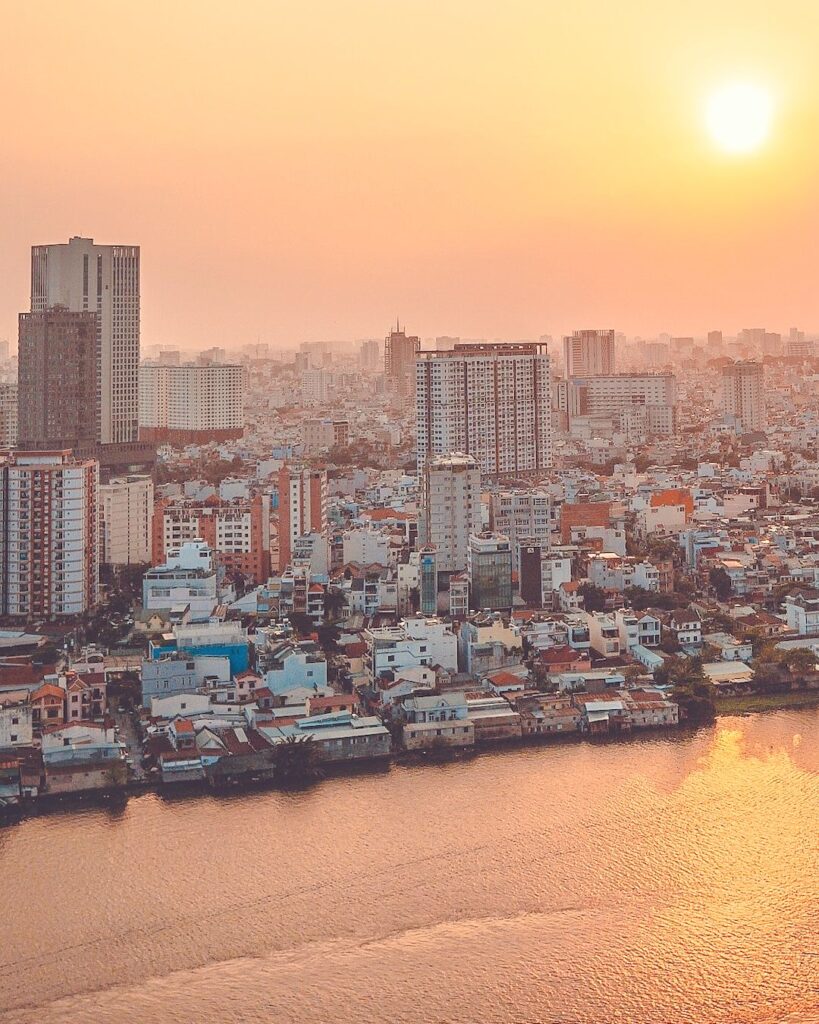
[1,711,817,1024]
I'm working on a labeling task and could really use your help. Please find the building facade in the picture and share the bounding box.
[152,495,267,583]
[277,465,327,572]
[31,237,140,445]
[0,450,99,618]
[721,361,765,432]
[563,329,616,377]
[0,383,17,447]
[566,374,676,436]
[468,532,513,611]
[18,308,99,451]
[416,343,553,476]
[489,489,552,571]
[419,452,481,573]
[99,475,154,564]
[139,363,245,444]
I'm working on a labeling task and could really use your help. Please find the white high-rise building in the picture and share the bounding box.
[419,453,482,573]
[721,361,765,432]
[139,363,245,443]
[0,450,99,617]
[563,329,616,377]
[567,374,677,436]
[31,237,140,446]
[99,475,154,565]
[416,343,552,476]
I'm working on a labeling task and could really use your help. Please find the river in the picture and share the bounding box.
[1,711,817,1024]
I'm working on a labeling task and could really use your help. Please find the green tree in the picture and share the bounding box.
[709,567,733,601]
[269,736,323,785]
[578,582,607,612]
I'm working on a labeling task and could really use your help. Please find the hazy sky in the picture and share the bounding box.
[2,1,818,350]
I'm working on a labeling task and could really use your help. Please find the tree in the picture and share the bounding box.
[316,624,340,654]
[578,582,607,612]
[709,567,733,601]
[323,587,348,622]
[269,736,323,785]
[288,612,315,637]
[778,648,816,678]
[103,761,128,790]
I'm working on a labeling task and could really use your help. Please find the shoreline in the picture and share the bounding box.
[3,696,817,824]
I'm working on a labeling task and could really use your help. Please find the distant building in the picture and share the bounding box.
[721,361,765,432]
[384,322,419,393]
[563,329,616,377]
[139,363,245,444]
[0,383,17,447]
[31,236,140,445]
[566,374,676,436]
[518,542,571,608]
[18,308,99,451]
[99,475,153,564]
[302,418,349,452]
[416,343,553,475]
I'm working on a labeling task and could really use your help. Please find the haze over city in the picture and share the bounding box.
[2,5,819,1024]
[3,0,819,349]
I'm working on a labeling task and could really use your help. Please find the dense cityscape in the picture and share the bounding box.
[0,237,817,804]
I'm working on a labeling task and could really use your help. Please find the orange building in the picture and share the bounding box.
[650,488,694,518]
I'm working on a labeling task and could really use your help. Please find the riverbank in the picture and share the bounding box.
[715,690,819,716]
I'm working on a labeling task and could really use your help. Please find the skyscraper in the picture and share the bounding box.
[419,453,482,573]
[0,450,99,617]
[384,322,419,392]
[416,343,552,476]
[18,308,99,451]
[563,329,616,377]
[468,532,513,611]
[721,361,765,432]
[30,236,140,445]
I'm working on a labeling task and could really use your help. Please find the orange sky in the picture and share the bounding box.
[2,1,818,350]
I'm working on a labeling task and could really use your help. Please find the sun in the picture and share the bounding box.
[706,82,773,154]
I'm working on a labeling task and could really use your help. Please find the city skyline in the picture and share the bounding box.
[3,2,819,349]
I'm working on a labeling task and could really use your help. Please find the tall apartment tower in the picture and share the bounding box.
[277,465,327,571]
[0,450,99,618]
[420,452,482,573]
[30,236,140,445]
[18,308,99,451]
[416,343,552,476]
[721,361,765,432]
[563,329,616,377]
[384,322,420,392]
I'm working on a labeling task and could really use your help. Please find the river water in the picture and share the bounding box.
[1,711,817,1024]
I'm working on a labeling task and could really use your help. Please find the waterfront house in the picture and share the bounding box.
[0,690,33,749]
[41,722,126,794]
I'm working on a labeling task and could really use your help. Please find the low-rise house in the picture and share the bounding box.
[614,608,662,650]
[364,617,458,681]
[784,588,819,636]
[141,654,231,705]
[41,722,126,794]
[263,641,328,695]
[457,614,522,675]
[466,693,522,743]
[0,691,33,749]
[554,668,627,693]
[572,693,632,734]
[517,694,582,738]
[30,684,66,731]
[670,606,703,646]
[703,632,753,662]
[261,711,392,763]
